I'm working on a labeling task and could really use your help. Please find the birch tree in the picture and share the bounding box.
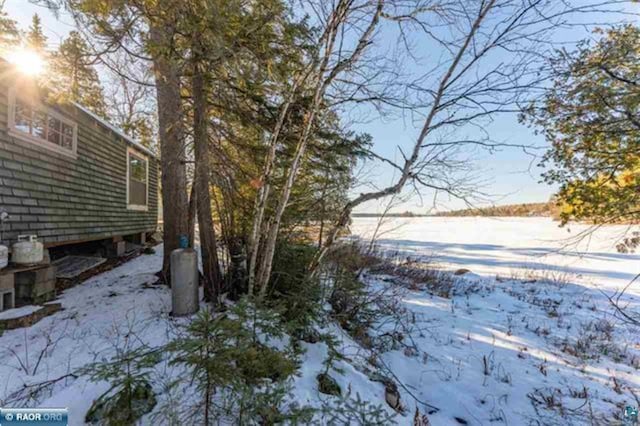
[248,0,386,296]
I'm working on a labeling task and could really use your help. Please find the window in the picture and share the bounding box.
[8,90,77,157]
[127,148,148,210]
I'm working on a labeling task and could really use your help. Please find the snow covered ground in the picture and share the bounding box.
[0,248,173,423]
[349,217,640,425]
[0,217,638,425]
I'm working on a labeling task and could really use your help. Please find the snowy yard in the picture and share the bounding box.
[0,248,172,422]
[0,217,638,425]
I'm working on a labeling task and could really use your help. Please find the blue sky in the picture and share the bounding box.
[5,1,638,213]
[349,110,552,213]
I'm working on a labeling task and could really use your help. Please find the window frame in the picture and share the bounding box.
[7,88,78,158]
[126,147,149,211]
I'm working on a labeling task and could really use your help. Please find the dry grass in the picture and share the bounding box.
[368,258,458,298]
[505,267,575,287]
[560,319,629,363]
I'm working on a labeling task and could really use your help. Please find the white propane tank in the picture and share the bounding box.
[12,235,44,265]
[0,245,7,269]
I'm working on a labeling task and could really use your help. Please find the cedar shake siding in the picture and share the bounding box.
[0,69,158,248]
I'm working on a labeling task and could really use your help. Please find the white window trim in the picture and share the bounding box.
[7,88,78,159]
[126,146,149,211]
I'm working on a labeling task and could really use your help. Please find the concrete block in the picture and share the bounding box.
[32,287,55,304]
[41,249,51,265]
[0,274,14,291]
[1,290,15,311]
[15,279,55,301]
[15,265,56,285]
[105,240,126,258]
[15,265,57,305]
[0,274,15,311]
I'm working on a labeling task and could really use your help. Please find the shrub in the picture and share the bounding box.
[82,346,161,425]
[325,241,382,274]
[237,344,297,384]
[164,303,306,424]
[267,243,324,335]
[561,320,625,362]
[85,381,156,426]
[317,373,342,396]
[368,258,457,298]
[322,391,397,425]
[328,253,407,351]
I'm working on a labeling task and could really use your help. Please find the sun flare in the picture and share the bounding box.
[6,49,46,76]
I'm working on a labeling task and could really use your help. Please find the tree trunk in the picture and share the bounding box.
[246,81,300,295]
[187,183,197,248]
[149,23,188,284]
[253,47,334,296]
[318,173,330,248]
[255,107,319,296]
[228,237,247,299]
[192,57,223,304]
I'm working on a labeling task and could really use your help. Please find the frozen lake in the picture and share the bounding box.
[351,216,640,295]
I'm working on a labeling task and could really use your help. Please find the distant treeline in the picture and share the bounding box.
[351,212,430,218]
[351,202,558,218]
[434,202,558,217]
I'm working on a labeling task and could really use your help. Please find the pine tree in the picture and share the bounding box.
[49,31,106,117]
[0,1,19,48]
[25,14,47,53]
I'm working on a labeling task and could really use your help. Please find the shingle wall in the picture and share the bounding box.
[0,83,158,247]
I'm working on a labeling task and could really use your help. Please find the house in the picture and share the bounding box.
[0,61,158,253]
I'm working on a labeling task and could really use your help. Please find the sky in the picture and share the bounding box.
[5,1,74,48]
[4,1,638,213]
